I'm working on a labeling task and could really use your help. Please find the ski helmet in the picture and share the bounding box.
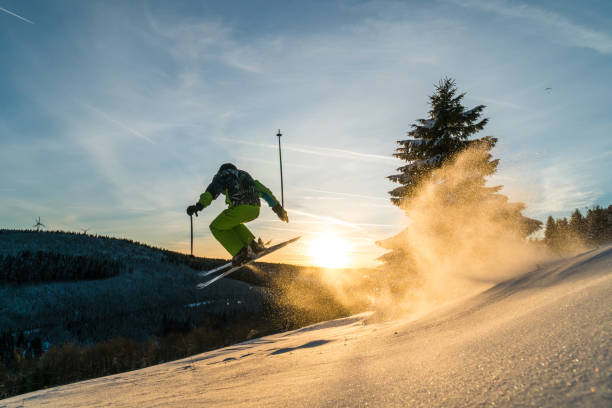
[219,163,237,172]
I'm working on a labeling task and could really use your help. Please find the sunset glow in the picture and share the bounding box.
[307,232,352,269]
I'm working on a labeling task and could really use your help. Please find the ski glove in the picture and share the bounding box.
[272,204,289,223]
[187,202,204,217]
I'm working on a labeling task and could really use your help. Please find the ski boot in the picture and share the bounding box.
[232,246,253,266]
[249,237,266,255]
[232,238,267,266]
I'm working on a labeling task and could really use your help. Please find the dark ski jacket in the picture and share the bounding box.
[198,167,279,209]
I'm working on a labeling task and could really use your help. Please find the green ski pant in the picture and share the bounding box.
[209,205,260,256]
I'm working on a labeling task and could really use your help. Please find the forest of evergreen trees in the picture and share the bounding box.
[0,251,125,284]
[543,205,612,253]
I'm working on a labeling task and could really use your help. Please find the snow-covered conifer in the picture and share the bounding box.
[380,78,542,275]
[388,77,493,205]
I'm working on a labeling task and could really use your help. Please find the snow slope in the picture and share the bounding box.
[3,246,611,407]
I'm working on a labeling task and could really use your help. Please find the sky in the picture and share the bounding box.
[1,0,611,268]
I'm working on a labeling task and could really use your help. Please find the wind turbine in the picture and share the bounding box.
[33,217,46,232]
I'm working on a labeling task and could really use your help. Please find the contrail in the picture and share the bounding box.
[286,209,363,230]
[288,209,395,230]
[297,187,388,201]
[234,155,310,169]
[290,143,396,162]
[0,6,34,24]
[85,103,155,144]
[291,219,396,228]
[257,217,395,229]
[217,137,398,163]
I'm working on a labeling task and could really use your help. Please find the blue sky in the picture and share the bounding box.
[1,0,611,267]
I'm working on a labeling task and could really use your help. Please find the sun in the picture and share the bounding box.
[307,232,352,269]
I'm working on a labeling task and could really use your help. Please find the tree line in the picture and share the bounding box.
[0,250,125,284]
[544,205,612,253]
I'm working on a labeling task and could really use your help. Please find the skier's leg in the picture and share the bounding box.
[233,223,255,247]
[209,205,260,256]
[234,206,259,247]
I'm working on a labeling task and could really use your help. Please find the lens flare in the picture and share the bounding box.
[307,232,351,269]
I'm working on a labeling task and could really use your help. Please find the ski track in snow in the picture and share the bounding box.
[2,246,611,407]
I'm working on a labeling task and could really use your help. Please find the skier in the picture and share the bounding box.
[186,163,289,266]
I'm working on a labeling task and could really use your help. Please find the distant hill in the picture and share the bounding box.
[0,230,267,347]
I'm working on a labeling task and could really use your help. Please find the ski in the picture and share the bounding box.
[196,236,301,289]
[198,262,233,278]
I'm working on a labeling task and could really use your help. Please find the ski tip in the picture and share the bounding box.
[287,235,301,244]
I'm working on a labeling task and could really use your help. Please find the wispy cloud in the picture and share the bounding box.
[520,162,603,216]
[147,15,263,74]
[529,184,600,216]
[450,0,612,54]
[0,6,34,24]
[470,95,526,111]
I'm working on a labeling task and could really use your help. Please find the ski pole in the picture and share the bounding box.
[277,129,284,207]
[190,214,194,257]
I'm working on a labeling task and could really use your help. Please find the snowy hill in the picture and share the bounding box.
[3,246,610,407]
[0,230,266,347]
[0,230,373,398]
[0,230,361,344]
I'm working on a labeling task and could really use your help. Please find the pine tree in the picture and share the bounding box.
[586,206,606,245]
[569,208,587,238]
[385,78,541,231]
[557,217,570,249]
[543,204,612,254]
[544,216,557,248]
[388,77,495,205]
[379,78,542,275]
[557,217,569,235]
[606,205,612,243]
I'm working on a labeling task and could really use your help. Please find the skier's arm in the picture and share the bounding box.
[187,173,222,217]
[198,191,213,208]
[254,180,288,222]
[254,180,279,207]
[187,192,210,217]
[199,173,226,208]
